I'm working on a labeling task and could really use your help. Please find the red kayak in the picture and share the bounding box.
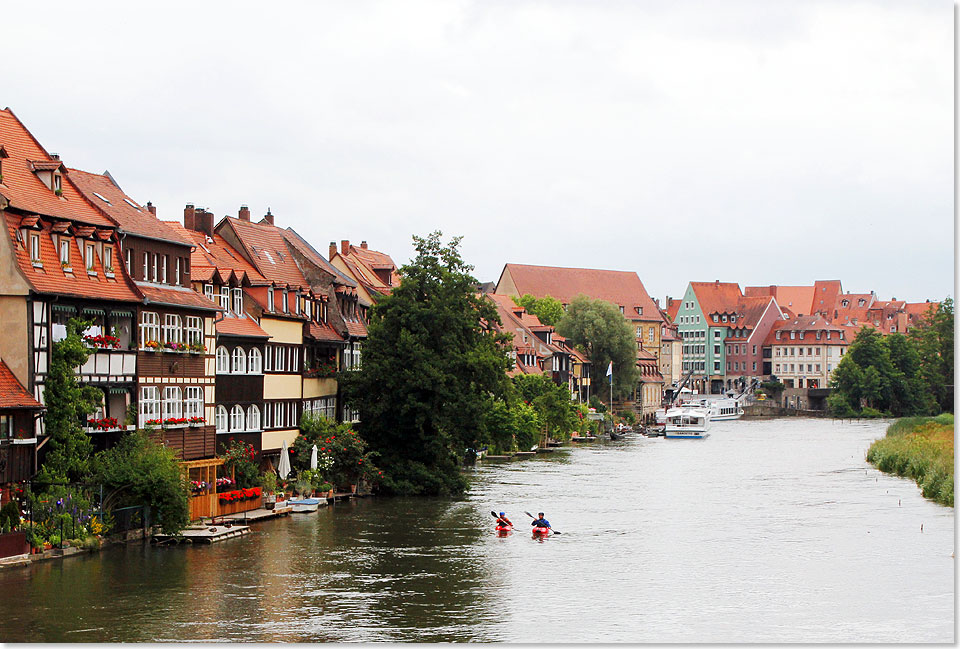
[532,526,551,536]
[495,525,513,534]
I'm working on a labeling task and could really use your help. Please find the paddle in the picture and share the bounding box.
[524,511,561,534]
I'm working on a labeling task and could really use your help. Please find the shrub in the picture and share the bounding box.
[860,406,884,419]
[221,439,260,488]
[827,392,858,418]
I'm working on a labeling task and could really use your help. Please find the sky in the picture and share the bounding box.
[3,0,953,304]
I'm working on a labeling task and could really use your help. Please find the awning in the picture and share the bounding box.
[109,310,134,318]
[82,308,106,316]
[52,304,76,313]
[108,387,129,395]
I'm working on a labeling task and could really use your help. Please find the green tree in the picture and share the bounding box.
[512,294,564,327]
[910,298,954,413]
[35,319,100,485]
[91,430,189,534]
[340,232,512,496]
[557,294,639,401]
[512,374,578,442]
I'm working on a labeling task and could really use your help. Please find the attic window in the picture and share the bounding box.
[619,306,624,314]
[93,192,112,205]
[636,307,643,315]
[53,174,62,193]
[123,198,141,210]
[858,299,865,307]
[263,250,275,264]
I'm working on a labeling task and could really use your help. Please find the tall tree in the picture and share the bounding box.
[340,232,512,496]
[909,298,954,413]
[35,319,100,485]
[557,294,639,401]
[512,294,564,327]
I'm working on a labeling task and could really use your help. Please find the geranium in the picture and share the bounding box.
[88,416,118,431]
[188,416,205,424]
[144,418,162,426]
[83,334,121,349]
[143,340,161,350]
[163,417,189,426]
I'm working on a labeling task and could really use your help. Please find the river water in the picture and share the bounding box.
[0,418,953,642]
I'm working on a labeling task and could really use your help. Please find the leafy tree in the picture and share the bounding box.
[221,438,260,488]
[480,397,540,454]
[340,232,513,496]
[826,392,857,418]
[293,413,377,489]
[910,298,954,413]
[35,319,100,485]
[512,294,564,327]
[91,431,189,534]
[557,294,639,401]
[512,374,578,442]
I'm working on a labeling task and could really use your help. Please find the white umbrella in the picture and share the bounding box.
[310,444,318,470]
[278,439,291,480]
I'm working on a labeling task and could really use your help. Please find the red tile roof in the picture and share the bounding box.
[221,217,309,289]
[138,283,222,312]
[216,313,271,339]
[498,263,661,323]
[4,213,142,302]
[0,109,113,227]
[336,241,400,297]
[665,297,681,323]
[0,358,42,409]
[763,316,854,346]
[67,168,193,246]
[306,320,344,343]
[343,319,368,338]
[689,281,745,318]
[164,222,268,286]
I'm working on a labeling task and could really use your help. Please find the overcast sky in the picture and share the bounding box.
[4,0,953,303]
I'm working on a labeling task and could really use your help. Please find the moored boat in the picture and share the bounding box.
[663,406,711,438]
[289,498,323,513]
[706,398,744,421]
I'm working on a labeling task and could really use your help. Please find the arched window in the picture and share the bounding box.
[216,347,229,374]
[216,405,228,432]
[232,347,246,374]
[247,404,261,431]
[248,348,262,374]
[230,404,245,431]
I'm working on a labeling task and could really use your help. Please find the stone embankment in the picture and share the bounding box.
[742,403,828,418]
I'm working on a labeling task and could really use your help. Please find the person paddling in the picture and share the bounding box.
[496,512,513,528]
[530,512,551,529]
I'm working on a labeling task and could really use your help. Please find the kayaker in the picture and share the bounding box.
[531,512,551,529]
[496,512,513,528]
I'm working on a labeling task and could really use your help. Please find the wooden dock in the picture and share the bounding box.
[154,524,250,544]
[218,505,292,523]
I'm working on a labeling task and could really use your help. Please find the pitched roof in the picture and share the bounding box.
[343,319,368,338]
[282,228,357,287]
[164,222,267,285]
[138,283,222,312]
[498,263,661,322]
[306,320,344,343]
[4,213,141,302]
[689,281,744,318]
[0,109,113,226]
[222,217,309,288]
[67,168,193,246]
[0,358,42,410]
[665,297,681,323]
[216,313,270,339]
[744,285,815,317]
[763,315,854,346]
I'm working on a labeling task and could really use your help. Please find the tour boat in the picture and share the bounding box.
[289,498,323,513]
[706,398,743,421]
[655,408,667,425]
[663,406,711,438]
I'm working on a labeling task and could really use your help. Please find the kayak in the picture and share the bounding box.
[532,526,551,536]
[495,525,513,534]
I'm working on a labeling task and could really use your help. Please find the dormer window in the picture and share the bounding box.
[85,243,96,271]
[59,238,70,265]
[636,307,643,315]
[776,331,781,340]
[220,287,230,312]
[53,173,62,195]
[721,315,727,323]
[789,331,795,340]
[232,288,243,315]
[858,299,866,307]
[268,288,275,312]
[842,299,849,307]
[282,290,289,313]
[30,233,41,263]
[103,246,113,272]
[619,306,624,314]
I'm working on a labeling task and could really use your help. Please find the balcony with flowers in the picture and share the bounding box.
[83,333,121,350]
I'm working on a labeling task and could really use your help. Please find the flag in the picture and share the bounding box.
[606,361,613,377]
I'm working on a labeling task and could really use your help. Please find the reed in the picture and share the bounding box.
[867,415,954,507]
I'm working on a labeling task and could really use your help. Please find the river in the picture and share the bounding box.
[0,418,953,642]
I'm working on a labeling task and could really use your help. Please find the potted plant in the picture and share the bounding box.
[318,481,334,498]
[143,340,160,352]
[188,416,205,427]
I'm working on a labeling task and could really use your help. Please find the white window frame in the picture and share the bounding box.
[232,288,243,315]
[59,238,70,265]
[85,243,96,270]
[140,312,160,347]
[264,344,273,371]
[248,348,262,374]
[268,288,275,312]
[163,314,183,344]
[30,233,41,262]
[247,405,261,431]
[162,386,183,420]
[204,284,214,301]
[216,346,230,374]
[143,252,149,280]
[152,254,158,282]
[274,402,283,428]
[232,347,247,374]
[160,255,167,284]
[185,316,203,346]
[139,386,160,427]
[175,257,181,285]
[185,387,203,419]
[220,287,230,312]
[230,404,245,431]
[216,405,228,433]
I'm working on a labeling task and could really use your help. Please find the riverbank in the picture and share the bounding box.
[866,414,954,507]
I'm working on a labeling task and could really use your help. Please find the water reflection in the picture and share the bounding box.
[0,418,952,642]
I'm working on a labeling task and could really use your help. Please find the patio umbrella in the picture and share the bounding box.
[278,439,291,480]
[310,444,318,470]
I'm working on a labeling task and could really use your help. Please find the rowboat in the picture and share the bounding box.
[289,498,323,513]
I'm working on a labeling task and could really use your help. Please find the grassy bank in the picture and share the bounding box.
[866,414,954,507]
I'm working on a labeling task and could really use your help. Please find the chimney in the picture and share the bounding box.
[184,203,196,231]
[239,205,250,221]
[360,241,368,249]
[195,208,214,238]
[341,240,350,254]
[264,208,274,226]
[329,242,337,259]
[50,153,60,160]
[146,201,156,216]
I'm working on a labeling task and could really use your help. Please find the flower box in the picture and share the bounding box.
[84,334,121,350]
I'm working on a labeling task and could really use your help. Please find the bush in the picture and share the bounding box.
[0,501,21,532]
[221,439,260,488]
[618,410,637,426]
[859,407,885,419]
[827,392,858,418]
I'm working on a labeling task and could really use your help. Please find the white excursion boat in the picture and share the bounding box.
[706,398,744,421]
[664,406,711,438]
